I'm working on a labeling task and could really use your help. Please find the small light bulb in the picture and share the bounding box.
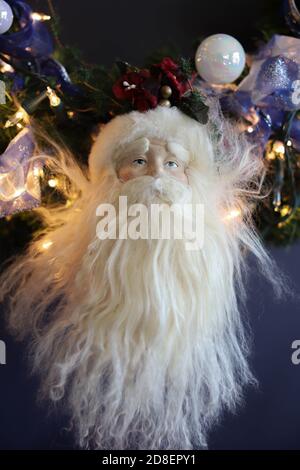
[223,208,241,221]
[31,12,51,21]
[41,240,53,251]
[266,151,276,161]
[272,140,285,156]
[46,86,61,107]
[33,166,44,178]
[280,205,291,217]
[0,61,14,73]
[4,107,29,128]
[48,178,58,188]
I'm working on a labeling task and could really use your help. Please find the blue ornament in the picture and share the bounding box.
[255,56,299,110]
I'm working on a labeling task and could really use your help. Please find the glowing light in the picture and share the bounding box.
[48,178,58,188]
[0,61,14,73]
[280,205,291,217]
[266,151,276,161]
[286,139,292,147]
[67,111,75,118]
[223,208,241,221]
[247,126,254,133]
[272,140,285,155]
[31,12,51,21]
[4,107,29,128]
[46,86,61,107]
[265,140,286,161]
[33,166,44,178]
[41,240,53,251]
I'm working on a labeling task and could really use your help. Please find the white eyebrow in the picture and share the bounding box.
[166,141,190,164]
[113,137,150,168]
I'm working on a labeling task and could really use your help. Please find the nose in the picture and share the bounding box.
[147,161,164,178]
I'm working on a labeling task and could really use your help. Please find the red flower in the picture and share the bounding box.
[151,57,195,101]
[111,57,197,113]
[112,70,158,112]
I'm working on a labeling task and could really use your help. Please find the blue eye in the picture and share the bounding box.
[165,160,178,168]
[133,158,147,166]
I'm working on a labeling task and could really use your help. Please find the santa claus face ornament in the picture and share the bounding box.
[0,103,282,450]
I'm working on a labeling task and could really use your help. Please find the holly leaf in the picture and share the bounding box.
[179,90,209,124]
[178,57,195,80]
[115,61,140,74]
[115,61,131,75]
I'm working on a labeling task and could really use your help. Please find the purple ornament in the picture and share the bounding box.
[0,127,41,217]
[0,0,78,94]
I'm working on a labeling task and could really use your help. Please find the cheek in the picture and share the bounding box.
[118,166,139,182]
[170,168,188,184]
[180,170,188,184]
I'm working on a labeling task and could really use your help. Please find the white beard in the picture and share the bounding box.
[0,110,283,449]
[1,171,262,450]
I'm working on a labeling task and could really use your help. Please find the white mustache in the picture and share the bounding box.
[118,175,192,205]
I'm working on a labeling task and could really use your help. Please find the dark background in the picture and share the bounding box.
[0,0,300,450]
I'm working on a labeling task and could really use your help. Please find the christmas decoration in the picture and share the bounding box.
[0,0,299,452]
[1,0,300,249]
[195,33,246,84]
[0,126,41,217]
[217,33,300,240]
[0,102,283,450]
[0,0,13,34]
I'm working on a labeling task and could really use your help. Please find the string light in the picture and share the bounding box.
[33,167,44,178]
[46,86,61,107]
[280,205,291,217]
[223,208,242,221]
[0,61,14,73]
[265,140,285,161]
[31,12,51,21]
[40,240,53,251]
[48,178,58,188]
[272,140,285,155]
[4,107,29,128]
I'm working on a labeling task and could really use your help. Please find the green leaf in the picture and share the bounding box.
[179,90,209,124]
[178,57,195,80]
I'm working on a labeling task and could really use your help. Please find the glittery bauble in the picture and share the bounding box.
[255,56,299,109]
[195,33,246,84]
[0,0,13,34]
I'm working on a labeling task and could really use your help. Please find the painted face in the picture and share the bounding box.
[116,138,189,185]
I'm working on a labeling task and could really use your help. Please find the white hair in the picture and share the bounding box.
[0,102,286,450]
